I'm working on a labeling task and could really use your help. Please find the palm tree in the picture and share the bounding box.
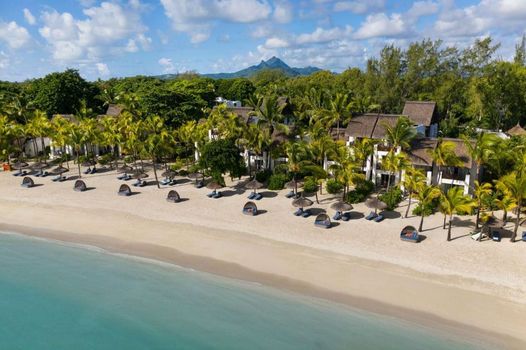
[499,171,526,242]
[67,123,85,178]
[352,137,377,181]
[439,186,476,241]
[50,115,73,165]
[325,92,352,137]
[383,116,416,152]
[99,116,122,169]
[429,139,463,184]
[415,184,441,231]
[144,115,172,189]
[472,181,492,231]
[382,150,410,190]
[283,141,311,195]
[25,110,51,161]
[462,132,499,181]
[330,142,364,198]
[401,168,426,218]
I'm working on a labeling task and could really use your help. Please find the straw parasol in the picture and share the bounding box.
[51,166,69,175]
[206,181,224,190]
[188,172,203,180]
[82,160,97,167]
[131,171,149,179]
[292,197,313,209]
[162,169,177,178]
[245,179,263,193]
[365,197,387,213]
[285,180,303,189]
[11,161,28,170]
[30,162,48,170]
[330,201,353,212]
[117,165,134,174]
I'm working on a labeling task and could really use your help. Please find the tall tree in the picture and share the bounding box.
[439,186,476,241]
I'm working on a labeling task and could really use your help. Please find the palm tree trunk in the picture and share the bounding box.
[443,214,447,229]
[419,214,425,232]
[152,156,160,189]
[76,149,81,179]
[447,215,453,241]
[404,193,412,218]
[475,200,481,230]
[513,203,520,242]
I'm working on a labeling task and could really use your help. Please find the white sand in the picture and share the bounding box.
[1,166,525,348]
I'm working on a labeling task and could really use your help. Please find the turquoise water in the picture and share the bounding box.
[0,233,489,350]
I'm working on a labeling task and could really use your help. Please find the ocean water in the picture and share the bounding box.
[0,233,490,350]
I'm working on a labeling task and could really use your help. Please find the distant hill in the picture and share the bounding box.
[156,57,322,80]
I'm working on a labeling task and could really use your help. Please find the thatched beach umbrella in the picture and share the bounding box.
[30,161,48,170]
[245,179,263,194]
[117,165,133,173]
[292,197,313,209]
[51,166,69,175]
[365,197,387,214]
[285,180,303,194]
[188,172,204,185]
[11,161,28,170]
[131,172,149,180]
[162,169,177,178]
[206,181,223,190]
[330,201,353,212]
[82,160,97,167]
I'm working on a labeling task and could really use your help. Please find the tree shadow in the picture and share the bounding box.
[221,188,245,197]
[259,191,277,198]
[346,211,364,220]
[382,211,401,219]
[309,208,326,216]
[451,217,475,228]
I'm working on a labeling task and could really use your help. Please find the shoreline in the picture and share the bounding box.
[1,218,524,349]
[1,170,526,349]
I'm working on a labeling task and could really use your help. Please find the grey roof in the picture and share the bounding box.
[408,138,438,167]
[345,114,378,138]
[402,101,437,126]
[372,115,400,139]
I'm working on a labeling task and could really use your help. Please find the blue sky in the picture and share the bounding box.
[0,0,524,81]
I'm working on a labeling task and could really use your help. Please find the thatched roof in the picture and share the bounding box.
[402,101,437,126]
[408,138,438,167]
[372,115,400,139]
[345,114,378,138]
[229,106,254,124]
[442,138,473,168]
[507,123,526,136]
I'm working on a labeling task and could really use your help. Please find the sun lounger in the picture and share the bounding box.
[89,168,97,174]
[213,191,222,199]
[522,232,526,242]
[341,212,350,221]
[332,211,342,221]
[207,191,215,198]
[301,210,311,218]
[293,208,303,216]
[254,193,263,200]
[365,212,377,220]
[160,178,170,186]
[195,180,204,188]
[491,231,501,242]
[57,176,66,182]
[248,192,256,200]
[285,191,295,198]
[471,232,488,241]
[373,215,384,222]
[83,168,91,174]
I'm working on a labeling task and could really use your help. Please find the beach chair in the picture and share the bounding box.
[73,180,87,192]
[293,208,303,216]
[169,179,177,186]
[195,180,204,189]
[243,202,258,216]
[332,211,342,221]
[341,212,351,221]
[285,191,295,198]
[117,174,126,180]
[365,212,377,220]
[491,231,501,242]
[373,214,385,222]
[89,167,97,174]
[58,176,67,182]
[118,184,132,196]
[207,190,216,198]
[314,213,331,228]
[160,178,170,186]
[471,232,488,241]
[213,191,222,199]
[301,209,312,218]
[400,226,419,243]
[248,192,256,200]
[522,232,526,242]
[254,193,263,200]
[83,168,91,175]
[166,190,181,203]
[21,177,34,188]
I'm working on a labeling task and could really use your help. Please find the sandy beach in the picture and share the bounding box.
[1,167,525,348]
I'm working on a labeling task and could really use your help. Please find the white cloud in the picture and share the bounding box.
[160,0,272,43]
[96,62,110,76]
[333,0,385,14]
[159,57,175,73]
[0,51,8,69]
[407,1,439,19]
[38,1,150,62]
[354,13,411,39]
[296,26,353,44]
[23,8,36,25]
[0,21,31,49]
[264,37,290,48]
[273,0,293,23]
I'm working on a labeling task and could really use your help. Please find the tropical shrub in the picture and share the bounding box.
[345,180,375,203]
[303,176,318,194]
[412,199,438,216]
[379,187,403,210]
[268,174,289,190]
[256,169,273,183]
[326,179,343,194]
